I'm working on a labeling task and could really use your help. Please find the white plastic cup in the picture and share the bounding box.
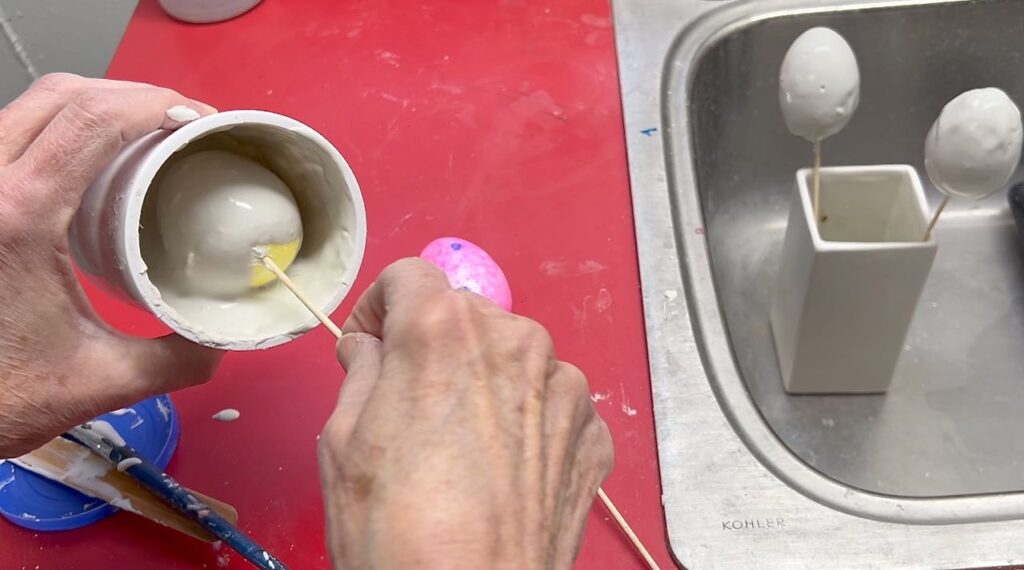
[69,111,367,351]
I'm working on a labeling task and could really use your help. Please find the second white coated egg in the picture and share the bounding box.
[924,87,1023,200]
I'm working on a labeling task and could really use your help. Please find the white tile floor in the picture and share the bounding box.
[0,0,137,105]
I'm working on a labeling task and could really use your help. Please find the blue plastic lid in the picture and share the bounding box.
[0,394,180,531]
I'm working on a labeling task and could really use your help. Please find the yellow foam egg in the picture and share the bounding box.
[251,238,302,288]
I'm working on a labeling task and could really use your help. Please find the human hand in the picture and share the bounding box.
[0,74,222,458]
[318,258,614,569]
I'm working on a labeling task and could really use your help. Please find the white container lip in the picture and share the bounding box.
[158,0,261,23]
[797,164,937,253]
[123,110,366,350]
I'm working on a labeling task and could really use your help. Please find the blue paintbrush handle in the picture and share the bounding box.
[111,446,287,570]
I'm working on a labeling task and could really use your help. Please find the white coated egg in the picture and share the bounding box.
[924,87,1023,200]
[779,27,860,143]
[156,150,303,296]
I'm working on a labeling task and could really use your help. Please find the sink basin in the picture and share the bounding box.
[693,0,1024,499]
[613,0,1024,568]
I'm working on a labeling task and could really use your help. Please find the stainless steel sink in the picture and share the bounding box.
[612,0,1024,568]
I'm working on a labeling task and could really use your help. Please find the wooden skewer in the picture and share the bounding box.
[262,254,659,569]
[259,255,343,338]
[923,194,950,241]
[812,139,823,224]
[597,488,661,569]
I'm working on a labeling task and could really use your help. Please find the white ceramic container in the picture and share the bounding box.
[69,111,366,351]
[159,0,262,23]
[770,165,937,394]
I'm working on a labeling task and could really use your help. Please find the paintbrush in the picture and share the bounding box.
[67,422,287,570]
[12,436,237,542]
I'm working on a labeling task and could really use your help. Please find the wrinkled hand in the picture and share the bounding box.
[0,74,221,458]
[319,259,614,569]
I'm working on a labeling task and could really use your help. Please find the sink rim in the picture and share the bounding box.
[614,0,1024,566]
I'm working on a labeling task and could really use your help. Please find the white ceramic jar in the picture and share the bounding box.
[69,111,366,351]
[770,165,936,394]
[158,0,262,23]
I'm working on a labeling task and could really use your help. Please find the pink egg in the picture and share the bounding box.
[420,237,512,311]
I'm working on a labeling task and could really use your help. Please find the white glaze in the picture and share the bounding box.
[116,457,143,472]
[156,398,171,421]
[88,420,126,447]
[155,150,303,297]
[0,466,14,493]
[109,496,134,510]
[152,229,352,346]
[779,27,860,142]
[211,408,241,422]
[924,88,1023,199]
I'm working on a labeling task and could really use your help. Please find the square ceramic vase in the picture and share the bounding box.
[770,165,938,394]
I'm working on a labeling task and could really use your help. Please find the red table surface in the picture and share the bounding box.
[1,1,672,568]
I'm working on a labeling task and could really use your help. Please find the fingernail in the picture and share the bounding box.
[337,333,379,371]
[336,333,362,370]
[166,105,201,123]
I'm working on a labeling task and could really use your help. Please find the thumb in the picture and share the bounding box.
[69,333,222,417]
[327,332,383,442]
[117,334,223,394]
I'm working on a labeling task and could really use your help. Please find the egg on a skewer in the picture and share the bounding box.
[779,27,860,222]
[156,150,303,297]
[779,27,861,143]
[922,88,1022,239]
[925,87,1022,200]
